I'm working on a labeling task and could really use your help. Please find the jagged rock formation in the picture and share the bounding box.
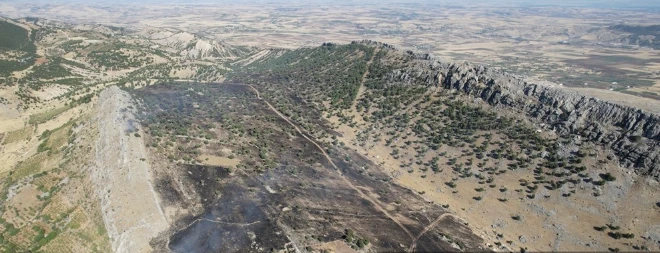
[381,49,660,179]
[143,29,249,59]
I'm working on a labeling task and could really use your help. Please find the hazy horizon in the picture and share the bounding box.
[4,0,660,9]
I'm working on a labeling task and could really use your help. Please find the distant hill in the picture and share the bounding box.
[0,19,35,53]
[609,24,660,49]
[142,29,251,59]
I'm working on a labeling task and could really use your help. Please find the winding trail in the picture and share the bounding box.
[351,48,379,110]
[245,84,416,244]
[408,213,460,252]
[167,217,262,249]
[246,83,467,252]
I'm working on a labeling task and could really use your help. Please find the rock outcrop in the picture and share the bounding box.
[383,50,660,179]
[143,30,249,59]
[93,86,169,253]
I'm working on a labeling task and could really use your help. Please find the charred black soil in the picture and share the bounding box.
[133,83,486,252]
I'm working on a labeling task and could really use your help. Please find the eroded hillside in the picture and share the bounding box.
[0,17,658,253]
[229,41,660,252]
[130,83,486,252]
[0,18,253,252]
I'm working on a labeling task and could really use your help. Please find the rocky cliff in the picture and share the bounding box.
[93,86,169,252]
[381,48,660,179]
[143,29,250,59]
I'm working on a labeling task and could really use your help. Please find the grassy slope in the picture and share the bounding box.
[0,20,36,53]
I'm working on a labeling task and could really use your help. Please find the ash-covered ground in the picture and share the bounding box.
[131,83,486,253]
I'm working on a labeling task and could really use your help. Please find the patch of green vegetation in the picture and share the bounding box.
[342,228,370,250]
[193,64,230,82]
[117,63,173,86]
[0,20,36,53]
[29,105,71,125]
[59,58,88,70]
[11,152,47,181]
[0,59,33,77]
[52,77,85,86]
[38,121,74,155]
[235,42,375,110]
[59,39,84,52]
[0,20,37,76]
[88,48,152,70]
[27,57,74,79]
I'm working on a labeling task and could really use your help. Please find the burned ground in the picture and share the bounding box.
[132,82,486,252]
[168,179,289,253]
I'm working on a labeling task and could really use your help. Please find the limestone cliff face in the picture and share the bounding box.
[384,51,660,179]
[142,29,250,59]
[94,87,169,253]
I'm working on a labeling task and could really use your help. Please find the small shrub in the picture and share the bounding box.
[607,224,620,230]
[608,232,622,239]
[629,135,642,142]
[600,173,616,182]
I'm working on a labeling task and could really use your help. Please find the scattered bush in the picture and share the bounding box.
[600,173,616,182]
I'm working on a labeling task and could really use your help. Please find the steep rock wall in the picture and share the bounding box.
[93,86,169,253]
[384,51,660,179]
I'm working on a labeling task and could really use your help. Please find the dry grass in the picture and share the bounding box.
[11,152,47,181]
[6,224,39,251]
[40,194,73,223]
[2,185,43,231]
[29,106,71,125]
[3,126,34,144]
[198,154,240,168]
[39,232,78,253]
[324,91,660,252]
[31,172,62,194]
[44,122,73,151]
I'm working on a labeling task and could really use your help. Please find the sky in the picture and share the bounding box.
[8,0,660,9]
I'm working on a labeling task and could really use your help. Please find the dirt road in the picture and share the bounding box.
[246,84,417,245]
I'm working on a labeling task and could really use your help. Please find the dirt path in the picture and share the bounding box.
[408,213,460,252]
[246,84,416,244]
[351,48,379,110]
[172,218,261,236]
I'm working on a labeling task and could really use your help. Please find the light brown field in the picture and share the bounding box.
[2,2,659,98]
[198,154,240,168]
